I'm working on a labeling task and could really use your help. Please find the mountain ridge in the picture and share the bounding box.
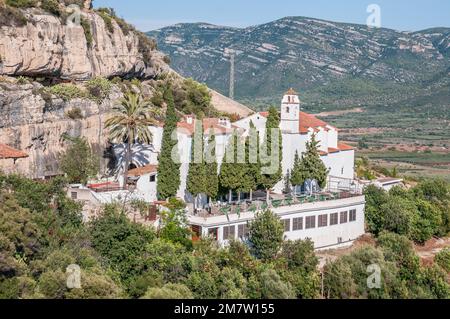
[147,16,450,111]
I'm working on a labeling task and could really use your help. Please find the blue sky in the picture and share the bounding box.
[93,0,450,32]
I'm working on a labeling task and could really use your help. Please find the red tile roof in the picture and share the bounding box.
[259,112,269,118]
[328,147,340,154]
[299,112,333,134]
[128,164,158,177]
[0,144,28,160]
[338,142,355,151]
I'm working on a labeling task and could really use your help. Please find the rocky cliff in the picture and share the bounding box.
[0,0,168,80]
[0,1,170,177]
[0,1,253,178]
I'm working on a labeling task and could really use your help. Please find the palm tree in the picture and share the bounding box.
[105,92,156,186]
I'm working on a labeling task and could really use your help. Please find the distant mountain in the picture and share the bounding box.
[147,17,450,111]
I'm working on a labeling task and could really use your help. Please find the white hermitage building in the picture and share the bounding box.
[73,89,366,250]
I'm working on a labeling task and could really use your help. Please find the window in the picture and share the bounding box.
[349,209,357,222]
[208,228,218,240]
[293,217,303,231]
[338,237,343,244]
[318,214,328,227]
[282,219,291,232]
[223,225,236,241]
[286,106,290,114]
[330,213,339,225]
[71,192,78,200]
[238,224,249,238]
[341,167,344,175]
[149,174,156,182]
[340,211,348,224]
[305,216,316,229]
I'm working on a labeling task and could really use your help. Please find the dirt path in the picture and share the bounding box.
[415,237,450,265]
[314,107,364,117]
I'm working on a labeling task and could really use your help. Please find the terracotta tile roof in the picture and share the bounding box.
[285,88,298,95]
[299,112,331,134]
[259,112,269,118]
[0,144,28,160]
[319,150,328,156]
[338,142,355,151]
[328,147,340,154]
[177,121,195,135]
[128,164,158,177]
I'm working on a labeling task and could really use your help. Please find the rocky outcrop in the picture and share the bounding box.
[0,78,120,177]
[0,3,168,80]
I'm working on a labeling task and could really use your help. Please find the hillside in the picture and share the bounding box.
[0,1,250,178]
[147,17,450,112]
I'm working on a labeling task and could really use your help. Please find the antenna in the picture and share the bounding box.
[226,48,235,100]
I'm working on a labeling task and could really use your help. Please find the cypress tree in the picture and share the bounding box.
[186,120,207,209]
[290,151,306,195]
[301,134,329,189]
[260,106,283,203]
[157,87,181,200]
[219,131,244,203]
[241,121,261,201]
[205,129,219,203]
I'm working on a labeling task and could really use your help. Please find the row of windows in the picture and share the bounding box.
[282,209,357,232]
[220,209,357,240]
[223,224,249,240]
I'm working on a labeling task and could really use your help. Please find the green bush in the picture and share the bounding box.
[86,77,112,103]
[59,136,99,185]
[435,248,450,273]
[40,0,60,16]
[42,84,86,102]
[5,0,37,8]
[97,10,114,34]
[80,17,93,48]
[65,107,84,120]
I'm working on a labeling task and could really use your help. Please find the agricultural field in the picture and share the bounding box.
[316,105,450,181]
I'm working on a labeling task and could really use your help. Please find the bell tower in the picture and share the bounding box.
[280,88,300,133]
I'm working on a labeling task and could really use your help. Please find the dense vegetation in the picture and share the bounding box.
[0,173,448,299]
[364,179,450,244]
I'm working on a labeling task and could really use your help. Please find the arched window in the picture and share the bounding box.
[286,107,290,114]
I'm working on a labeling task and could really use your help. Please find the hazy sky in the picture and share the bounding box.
[93,0,450,32]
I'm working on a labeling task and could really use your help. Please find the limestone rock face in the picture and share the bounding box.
[0,79,120,178]
[0,7,168,80]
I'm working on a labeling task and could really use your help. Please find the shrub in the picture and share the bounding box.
[59,136,99,184]
[97,10,114,34]
[80,17,93,48]
[0,4,28,27]
[142,283,193,299]
[85,77,112,103]
[16,76,30,84]
[42,84,86,101]
[248,210,284,261]
[163,55,171,65]
[435,248,450,273]
[65,107,84,120]
[5,0,37,8]
[40,0,61,16]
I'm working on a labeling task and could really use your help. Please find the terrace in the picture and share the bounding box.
[190,176,363,218]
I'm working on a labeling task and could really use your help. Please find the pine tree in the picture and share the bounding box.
[260,106,283,203]
[186,120,207,209]
[157,87,181,200]
[301,134,329,189]
[205,129,219,203]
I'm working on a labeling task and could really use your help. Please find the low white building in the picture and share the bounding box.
[104,89,366,249]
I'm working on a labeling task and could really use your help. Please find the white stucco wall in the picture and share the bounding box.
[136,173,158,203]
[192,195,366,250]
